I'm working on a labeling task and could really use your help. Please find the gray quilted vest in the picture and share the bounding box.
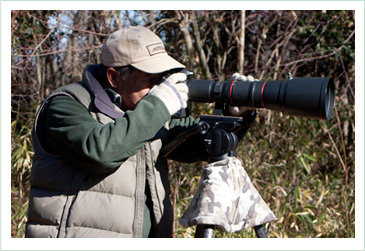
[25,68,173,238]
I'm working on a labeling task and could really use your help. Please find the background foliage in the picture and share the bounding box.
[11,10,355,238]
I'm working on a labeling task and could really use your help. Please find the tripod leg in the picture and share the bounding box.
[195,225,215,238]
[254,224,268,238]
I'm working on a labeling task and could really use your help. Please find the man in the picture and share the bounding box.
[25,26,255,238]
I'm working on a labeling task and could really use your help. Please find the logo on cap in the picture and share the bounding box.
[146,43,165,56]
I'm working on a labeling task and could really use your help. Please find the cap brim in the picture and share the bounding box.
[131,54,185,74]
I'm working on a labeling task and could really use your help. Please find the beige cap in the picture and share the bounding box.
[101,26,185,74]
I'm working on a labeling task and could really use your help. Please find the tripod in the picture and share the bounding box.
[161,113,269,238]
[193,118,268,238]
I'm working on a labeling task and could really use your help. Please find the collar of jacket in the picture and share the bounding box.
[82,65,125,119]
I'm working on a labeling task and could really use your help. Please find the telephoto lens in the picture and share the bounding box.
[187,77,335,120]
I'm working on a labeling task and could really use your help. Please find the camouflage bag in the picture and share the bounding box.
[180,157,276,233]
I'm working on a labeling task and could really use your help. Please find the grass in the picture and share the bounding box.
[11,120,32,238]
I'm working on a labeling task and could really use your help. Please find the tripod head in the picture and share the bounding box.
[197,116,239,163]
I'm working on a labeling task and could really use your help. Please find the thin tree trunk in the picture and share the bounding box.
[238,10,245,74]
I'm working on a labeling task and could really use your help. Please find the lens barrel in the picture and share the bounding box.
[187,77,335,120]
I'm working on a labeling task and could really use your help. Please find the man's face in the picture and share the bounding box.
[116,69,165,111]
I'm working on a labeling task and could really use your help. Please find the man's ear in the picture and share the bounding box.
[106,67,118,88]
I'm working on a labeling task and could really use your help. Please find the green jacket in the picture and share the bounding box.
[25,65,206,238]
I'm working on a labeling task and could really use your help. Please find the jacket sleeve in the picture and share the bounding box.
[43,94,170,174]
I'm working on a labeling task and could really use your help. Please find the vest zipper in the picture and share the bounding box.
[133,147,146,238]
[149,142,164,221]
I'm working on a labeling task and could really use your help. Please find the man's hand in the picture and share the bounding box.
[231,72,256,82]
[149,73,188,116]
[229,73,257,116]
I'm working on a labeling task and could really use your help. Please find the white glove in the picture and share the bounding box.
[149,73,188,116]
[231,72,256,82]
[229,73,257,116]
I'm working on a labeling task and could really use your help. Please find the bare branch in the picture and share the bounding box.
[283,30,355,68]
